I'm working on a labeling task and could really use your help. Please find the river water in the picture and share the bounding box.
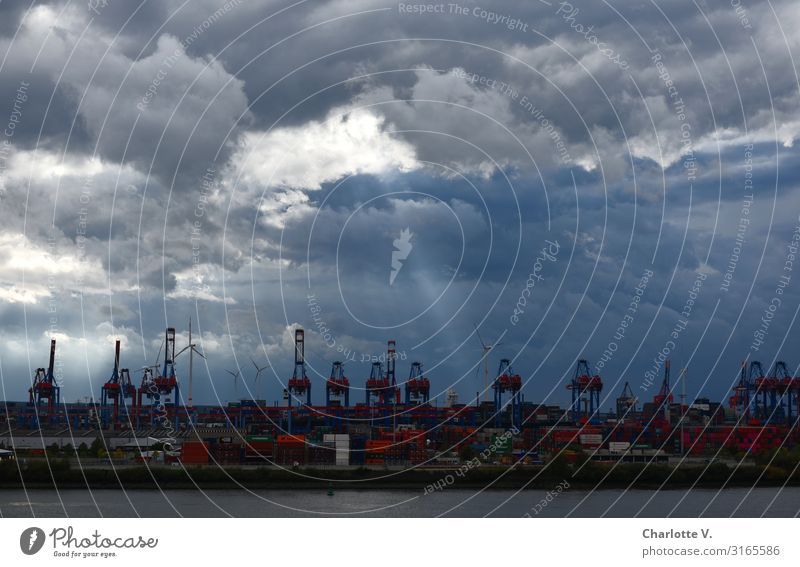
[0,487,797,517]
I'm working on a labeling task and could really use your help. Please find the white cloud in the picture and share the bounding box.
[230,107,419,191]
[0,284,49,304]
[169,264,238,304]
[0,232,107,304]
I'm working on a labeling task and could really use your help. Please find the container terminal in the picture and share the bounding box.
[1,327,799,468]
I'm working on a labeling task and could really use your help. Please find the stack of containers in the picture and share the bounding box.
[365,439,391,465]
[734,425,780,453]
[275,434,306,465]
[522,427,538,450]
[308,445,334,465]
[211,442,243,465]
[409,447,427,464]
[578,432,602,449]
[348,423,370,436]
[491,433,513,455]
[350,435,367,465]
[383,438,407,465]
[608,441,630,454]
[444,426,468,448]
[335,434,349,466]
[244,435,274,460]
[402,430,426,464]
[308,435,334,465]
[682,426,705,455]
[550,429,580,450]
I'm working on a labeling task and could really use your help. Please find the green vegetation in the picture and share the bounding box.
[1,457,798,490]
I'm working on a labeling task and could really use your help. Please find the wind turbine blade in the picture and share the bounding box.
[153,340,164,367]
[474,325,487,348]
[175,345,190,358]
[193,348,206,360]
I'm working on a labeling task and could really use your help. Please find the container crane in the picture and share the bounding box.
[287,329,311,406]
[749,360,769,421]
[789,372,800,424]
[616,381,637,419]
[100,340,136,425]
[729,360,753,419]
[405,361,430,405]
[365,361,389,405]
[386,340,401,404]
[653,359,674,407]
[567,359,602,423]
[29,339,60,409]
[138,328,179,408]
[764,361,790,423]
[137,367,157,408]
[493,358,522,428]
[365,341,400,406]
[326,361,350,406]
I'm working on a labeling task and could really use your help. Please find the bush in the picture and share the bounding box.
[89,438,104,457]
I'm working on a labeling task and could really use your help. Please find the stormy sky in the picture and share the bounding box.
[0,0,799,411]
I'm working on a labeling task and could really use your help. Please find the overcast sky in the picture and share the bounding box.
[0,0,799,410]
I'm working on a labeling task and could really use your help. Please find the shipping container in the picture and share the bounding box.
[180,441,210,464]
[274,446,306,465]
[579,434,602,446]
[608,441,630,452]
[491,434,513,454]
[246,435,274,443]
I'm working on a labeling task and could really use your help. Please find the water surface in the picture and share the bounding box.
[1,487,796,517]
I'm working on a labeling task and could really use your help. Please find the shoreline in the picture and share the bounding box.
[2,460,798,491]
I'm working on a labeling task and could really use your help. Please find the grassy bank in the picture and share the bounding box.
[2,458,799,490]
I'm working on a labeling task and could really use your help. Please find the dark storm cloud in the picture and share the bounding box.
[1,0,799,406]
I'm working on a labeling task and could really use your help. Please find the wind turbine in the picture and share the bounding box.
[251,358,268,401]
[175,318,206,408]
[136,339,164,382]
[226,369,241,395]
[475,327,502,404]
[132,339,163,427]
